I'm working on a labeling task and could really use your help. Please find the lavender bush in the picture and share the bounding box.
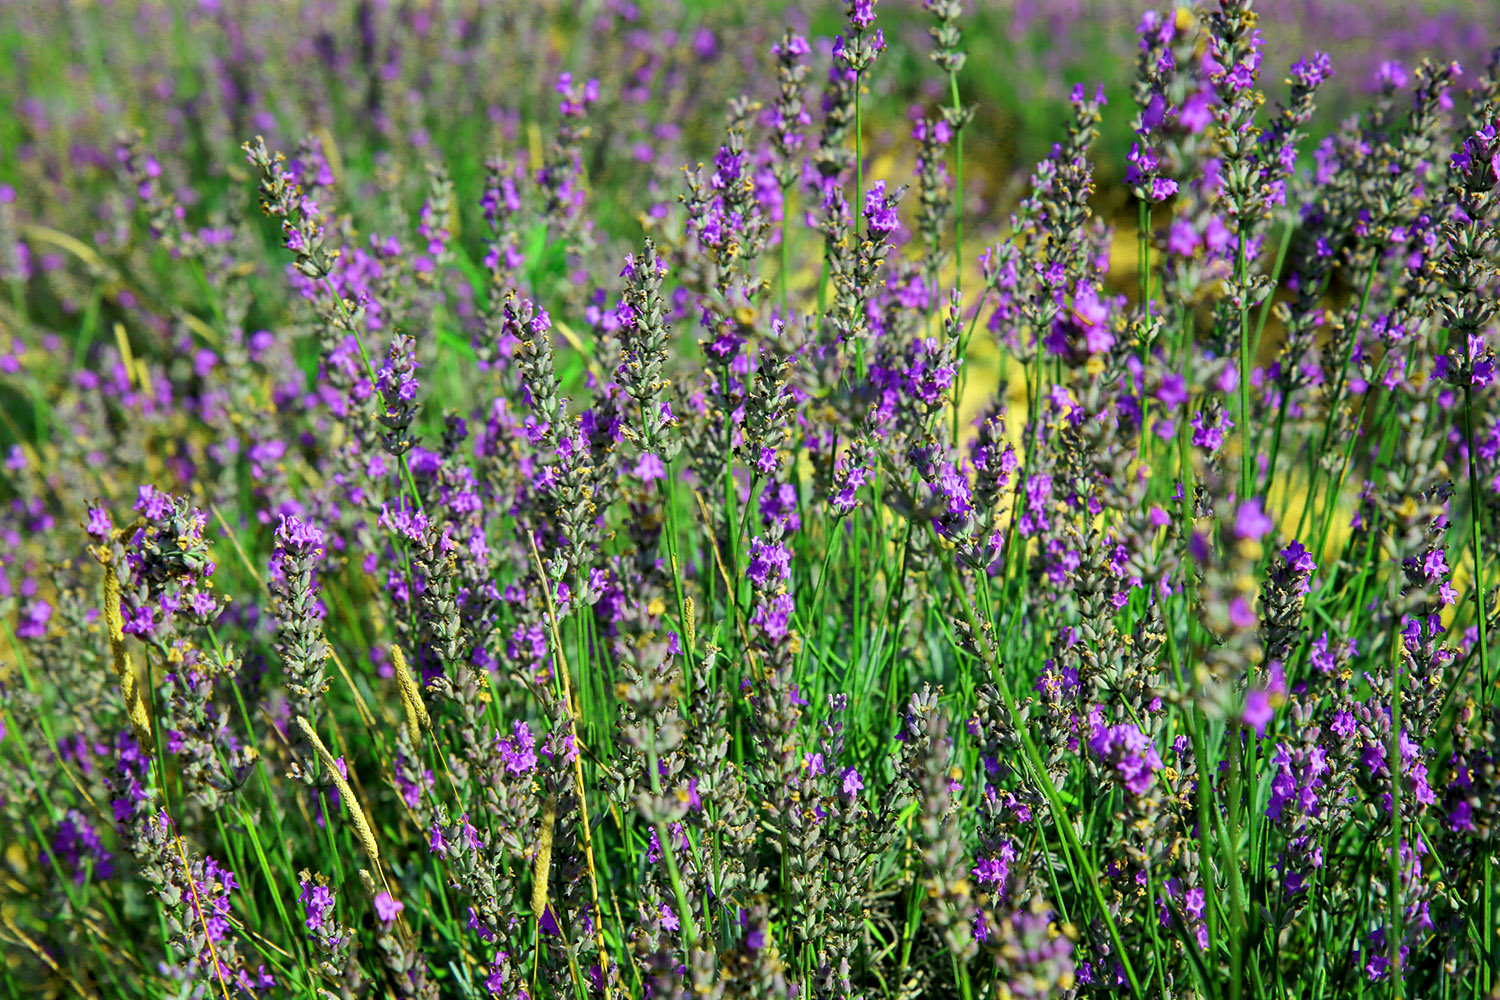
[1,1,1498,998]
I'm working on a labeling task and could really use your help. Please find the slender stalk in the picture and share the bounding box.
[645,722,700,954]
[1296,262,1379,541]
[1460,374,1491,708]
[1388,637,1405,999]
[1236,231,1253,501]
[854,68,863,246]
[780,184,791,313]
[934,545,1145,1000]
[949,70,964,290]
[1251,221,1293,364]
[1461,346,1495,999]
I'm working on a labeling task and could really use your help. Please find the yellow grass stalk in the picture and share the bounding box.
[295,716,382,871]
[391,644,430,742]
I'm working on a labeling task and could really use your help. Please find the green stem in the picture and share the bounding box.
[949,70,964,290]
[1461,345,1495,998]
[1388,636,1405,998]
[780,183,792,313]
[935,547,1145,1000]
[1251,221,1293,365]
[1296,262,1379,541]
[645,723,700,954]
[1460,373,1491,709]
[1236,231,1253,500]
[854,67,863,246]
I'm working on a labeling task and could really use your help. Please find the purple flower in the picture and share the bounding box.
[275,514,325,555]
[863,180,900,238]
[1242,689,1274,737]
[751,592,795,641]
[15,599,52,639]
[972,840,1015,890]
[85,506,112,538]
[188,590,220,621]
[1376,60,1408,89]
[841,767,864,797]
[1281,541,1316,580]
[374,891,404,923]
[775,32,811,58]
[633,452,667,482]
[1190,409,1232,454]
[48,810,113,884]
[1157,374,1188,408]
[1291,52,1333,89]
[133,484,171,521]
[1149,176,1179,200]
[299,879,335,932]
[746,537,792,589]
[1049,282,1113,357]
[498,720,538,774]
[1233,499,1274,540]
[1087,710,1162,795]
[121,603,156,637]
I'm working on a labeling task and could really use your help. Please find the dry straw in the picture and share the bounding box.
[101,558,154,751]
[531,795,556,920]
[295,716,382,870]
[391,644,431,741]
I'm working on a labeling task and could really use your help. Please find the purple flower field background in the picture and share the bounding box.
[1,1,1499,998]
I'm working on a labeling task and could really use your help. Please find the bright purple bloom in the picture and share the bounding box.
[498,720,538,775]
[1233,499,1274,540]
[299,879,335,932]
[1242,689,1274,737]
[374,891,404,923]
[746,537,793,589]
[633,452,667,482]
[863,181,899,238]
[1087,710,1162,795]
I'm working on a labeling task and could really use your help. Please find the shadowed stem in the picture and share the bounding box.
[934,540,1145,1000]
[1460,372,1492,709]
[1461,341,1496,999]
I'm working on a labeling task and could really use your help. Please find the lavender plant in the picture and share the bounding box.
[1,2,1498,999]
